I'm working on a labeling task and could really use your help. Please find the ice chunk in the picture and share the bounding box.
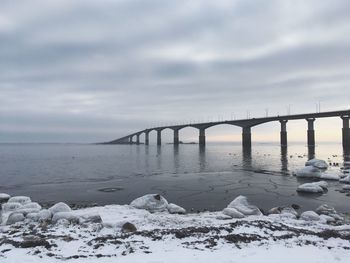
[22,202,42,210]
[294,166,321,178]
[130,194,168,213]
[297,181,328,193]
[342,185,350,190]
[52,212,79,223]
[167,203,186,214]
[300,211,320,221]
[305,159,328,169]
[26,213,39,221]
[226,196,262,216]
[2,202,23,212]
[49,202,72,214]
[6,212,25,225]
[222,207,245,218]
[7,196,31,205]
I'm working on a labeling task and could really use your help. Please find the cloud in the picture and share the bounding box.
[1,0,350,142]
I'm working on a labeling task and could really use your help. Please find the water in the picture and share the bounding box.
[0,142,349,213]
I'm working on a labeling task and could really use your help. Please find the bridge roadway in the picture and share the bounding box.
[105,109,350,149]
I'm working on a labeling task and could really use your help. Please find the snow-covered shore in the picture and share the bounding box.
[1,193,350,262]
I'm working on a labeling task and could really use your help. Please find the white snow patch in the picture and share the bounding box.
[297,181,328,193]
[305,158,328,169]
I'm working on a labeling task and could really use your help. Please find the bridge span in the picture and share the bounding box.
[104,110,350,149]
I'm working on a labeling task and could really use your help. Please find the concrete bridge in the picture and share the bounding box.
[105,110,350,149]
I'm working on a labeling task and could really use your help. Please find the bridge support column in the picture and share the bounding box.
[280,120,288,147]
[145,132,149,145]
[199,128,206,145]
[174,129,179,145]
[307,118,315,146]
[129,137,132,144]
[136,134,140,145]
[242,127,251,148]
[157,130,162,145]
[342,116,350,149]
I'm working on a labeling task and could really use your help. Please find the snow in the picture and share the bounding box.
[222,207,245,218]
[305,158,328,169]
[343,185,350,190]
[130,194,169,212]
[1,194,350,262]
[1,202,23,213]
[297,181,328,193]
[294,166,321,178]
[6,212,25,225]
[320,171,341,180]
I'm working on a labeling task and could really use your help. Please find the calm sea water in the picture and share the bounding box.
[0,142,349,213]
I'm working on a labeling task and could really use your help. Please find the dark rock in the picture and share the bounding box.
[122,222,137,233]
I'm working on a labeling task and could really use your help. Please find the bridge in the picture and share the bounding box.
[104,110,350,149]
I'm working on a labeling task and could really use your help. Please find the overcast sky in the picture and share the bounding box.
[1,0,350,143]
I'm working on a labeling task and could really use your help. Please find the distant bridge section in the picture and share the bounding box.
[104,110,350,149]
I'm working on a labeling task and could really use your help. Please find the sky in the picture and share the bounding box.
[0,0,350,143]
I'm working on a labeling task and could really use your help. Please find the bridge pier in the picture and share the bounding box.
[242,127,251,148]
[280,120,288,147]
[145,131,149,145]
[307,118,315,146]
[174,129,179,145]
[136,134,140,145]
[129,137,132,144]
[199,128,206,145]
[157,130,162,145]
[342,116,350,149]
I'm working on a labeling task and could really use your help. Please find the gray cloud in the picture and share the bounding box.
[1,0,350,142]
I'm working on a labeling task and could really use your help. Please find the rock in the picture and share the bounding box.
[6,212,25,225]
[2,202,23,212]
[222,207,245,218]
[300,211,320,221]
[23,202,42,210]
[167,203,186,214]
[297,181,328,193]
[342,185,350,190]
[267,207,282,215]
[38,209,52,221]
[226,196,262,216]
[316,204,337,216]
[130,194,168,213]
[26,212,39,221]
[340,175,350,184]
[16,208,41,216]
[267,206,298,216]
[49,202,72,215]
[294,166,321,178]
[320,172,340,180]
[0,193,11,203]
[319,214,336,223]
[305,159,328,169]
[80,213,102,223]
[52,212,79,224]
[122,222,137,233]
[7,196,31,205]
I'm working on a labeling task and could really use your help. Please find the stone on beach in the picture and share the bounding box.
[297,181,328,193]
[6,212,25,225]
[294,166,321,178]
[52,212,79,223]
[130,194,169,213]
[7,196,31,205]
[268,206,298,216]
[38,209,52,221]
[0,193,11,203]
[316,204,337,216]
[2,202,23,213]
[340,175,350,184]
[305,159,328,169]
[49,202,72,215]
[300,211,320,221]
[167,203,186,214]
[342,185,350,190]
[222,207,245,218]
[320,172,341,180]
[226,195,262,216]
